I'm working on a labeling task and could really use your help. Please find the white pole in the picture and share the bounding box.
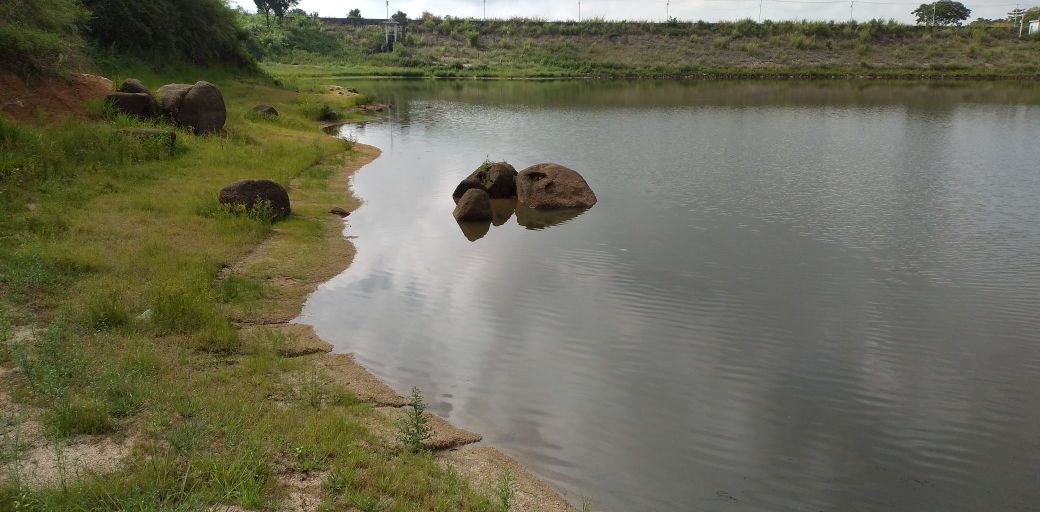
[759,0,763,22]
[578,0,582,21]
[667,0,670,20]
[850,0,854,23]
[484,0,486,20]
[932,2,936,26]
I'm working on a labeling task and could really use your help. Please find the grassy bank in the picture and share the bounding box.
[0,66,515,510]
[262,17,1040,79]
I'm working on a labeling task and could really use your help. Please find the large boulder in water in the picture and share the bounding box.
[452,189,493,222]
[219,179,291,219]
[516,163,597,209]
[105,92,158,118]
[452,162,518,200]
[157,81,226,133]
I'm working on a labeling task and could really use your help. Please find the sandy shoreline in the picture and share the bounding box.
[232,135,578,511]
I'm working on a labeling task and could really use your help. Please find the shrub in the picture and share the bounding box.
[0,0,88,75]
[396,386,432,453]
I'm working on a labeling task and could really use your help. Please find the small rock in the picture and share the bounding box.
[330,207,350,217]
[116,128,176,151]
[250,104,278,117]
[219,179,291,219]
[453,189,493,222]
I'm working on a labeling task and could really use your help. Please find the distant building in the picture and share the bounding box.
[1030,20,1040,34]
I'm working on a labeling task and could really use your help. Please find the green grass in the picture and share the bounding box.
[0,63,508,511]
[256,16,1040,79]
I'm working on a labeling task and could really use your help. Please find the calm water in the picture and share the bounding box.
[299,80,1040,512]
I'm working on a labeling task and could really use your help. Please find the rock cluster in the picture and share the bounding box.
[450,161,597,240]
[105,78,227,134]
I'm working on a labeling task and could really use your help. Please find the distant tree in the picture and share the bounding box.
[269,0,300,21]
[254,0,271,26]
[1008,7,1026,21]
[391,10,408,23]
[912,1,972,26]
[347,8,362,19]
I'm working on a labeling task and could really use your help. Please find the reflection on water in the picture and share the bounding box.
[514,205,589,230]
[298,80,1040,512]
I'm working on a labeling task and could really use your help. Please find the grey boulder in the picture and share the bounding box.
[452,189,493,222]
[219,179,291,218]
[157,81,226,133]
[452,162,518,200]
[516,163,597,209]
[105,92,158,118]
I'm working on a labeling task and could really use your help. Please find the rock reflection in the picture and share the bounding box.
[456,220,491,241]
[515,205,589,230]
[490,199,515,226]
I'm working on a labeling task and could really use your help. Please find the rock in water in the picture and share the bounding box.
[179,81,226,134]
[105,92,158,118]
[452,162,518,200]
[219,179,291,219]
[452,189,493,222]
[156,81,226,133]
[250,104,279,117]
[117,78,150,94]
[516,163,597,209]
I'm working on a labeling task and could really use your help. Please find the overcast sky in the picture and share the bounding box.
[229,0,1024,24]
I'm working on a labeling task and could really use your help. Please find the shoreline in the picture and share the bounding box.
[232,130,578,511]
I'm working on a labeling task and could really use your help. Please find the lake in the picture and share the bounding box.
[299,80,1040,512]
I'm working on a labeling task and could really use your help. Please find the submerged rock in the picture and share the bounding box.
[452,189,493,222]
[516,163,597,210]
[452,162,518,200]
[219,179,291,218]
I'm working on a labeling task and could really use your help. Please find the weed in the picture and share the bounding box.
[83,285,131,332]
[495,470,514,512]
[396,386,432,453]
[44,399,114,437]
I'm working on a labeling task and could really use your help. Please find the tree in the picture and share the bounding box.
[912,1,972,26]
[269,0,300,22]
[347,8,362,19]
[253,0,271,26]
[391,10,408,23]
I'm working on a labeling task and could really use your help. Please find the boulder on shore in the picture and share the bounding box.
[156,81,226,133]
[516,163,597,210]
[117,78,151,95]
[452,189,493,222]
[105,92,158,118]
[250,104,279,117]
[452,162,518,200]
[219,179,291,218]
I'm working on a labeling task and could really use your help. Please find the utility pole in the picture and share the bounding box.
[932,2,936,26]
[666,0,670,20]
[850,0,854,23]
[759,0,763,22]
[386,0,389,20]
[578,0,581,22]
[1018,4,1025,37]
[483,0,486,20]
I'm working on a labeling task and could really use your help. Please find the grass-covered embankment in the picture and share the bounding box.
[0,64,525,510]
[260,16,1040,79]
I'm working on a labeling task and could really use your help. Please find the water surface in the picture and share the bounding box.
[300,80,1040,512]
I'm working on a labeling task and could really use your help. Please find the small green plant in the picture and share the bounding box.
[396,386,432,453]
[495,470,514,512]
